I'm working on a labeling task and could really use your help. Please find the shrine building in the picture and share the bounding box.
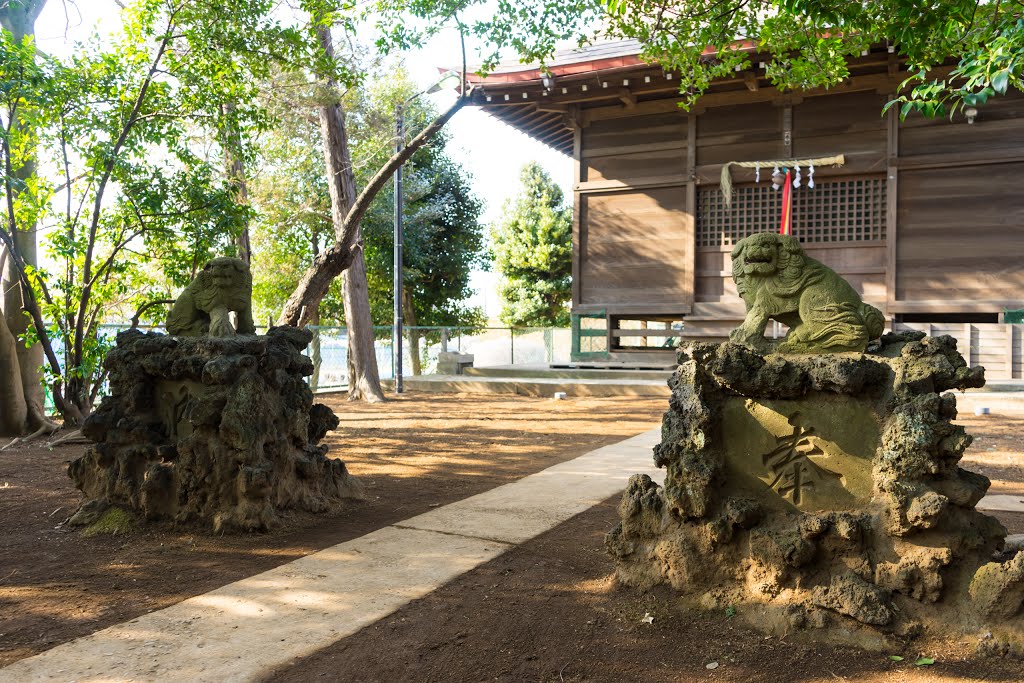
[466,40,1024,377]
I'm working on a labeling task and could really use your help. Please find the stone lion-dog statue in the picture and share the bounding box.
[730,233,884,353]
[166,257,256,337]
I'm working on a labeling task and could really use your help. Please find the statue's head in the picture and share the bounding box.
[731,232,804,279]
[193,257,252,311]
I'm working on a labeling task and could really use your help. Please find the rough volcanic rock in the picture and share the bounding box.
[69,327,362,532]
[608,334,1022,649]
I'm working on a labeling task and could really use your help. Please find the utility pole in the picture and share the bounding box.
[393,104,404,393]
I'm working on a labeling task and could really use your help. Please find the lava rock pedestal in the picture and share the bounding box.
[608,331,1023,650]
[69,326,362,532]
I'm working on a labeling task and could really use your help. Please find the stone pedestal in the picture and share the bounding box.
[437,351,474,375]
[608,332,1024,650]
[69,327,362,532]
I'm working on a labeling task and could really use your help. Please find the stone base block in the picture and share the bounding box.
[608,332,1024,649]
[69,327,362,532]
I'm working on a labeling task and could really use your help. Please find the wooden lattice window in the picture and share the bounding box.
[696,177,887,247]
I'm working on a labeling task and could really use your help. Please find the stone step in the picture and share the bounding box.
[463,364,674,380]
[381,375,671,398]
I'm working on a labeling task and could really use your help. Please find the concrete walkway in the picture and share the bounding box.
[978,494,1024,513]
[0,428,663,683]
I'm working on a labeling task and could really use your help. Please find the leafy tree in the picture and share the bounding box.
[1,0,301,429]
[491,162,572,327]
[348,72,486,334]
[599,0,1024,116]
[398,1,1022,118]
[248,68,343,327]
[361,111,486,374]
[0,0,48,437]
[251,64,486,375]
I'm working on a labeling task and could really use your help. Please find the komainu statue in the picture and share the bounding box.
[166,257,255,337]
[730,232,884,353]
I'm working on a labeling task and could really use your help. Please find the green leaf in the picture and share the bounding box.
[992,70,1010,95]
[889,655,904,662]
[724,606,737,618]
[915,657,935,666]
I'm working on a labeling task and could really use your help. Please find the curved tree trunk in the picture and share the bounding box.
[273,22,468,400]
[1,0,49,436]
[221,100,252,265]
[0,304,29,436]
[276,87,467,329]
[277,24,387,400]
[342,242,383,401]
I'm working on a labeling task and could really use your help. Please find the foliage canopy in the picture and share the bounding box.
[491,162,572,327]
[599,1,1024,116]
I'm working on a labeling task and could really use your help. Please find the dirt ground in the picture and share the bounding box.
[0,393,665,667]
[1,393,1023,681]
[266,495,1024,683]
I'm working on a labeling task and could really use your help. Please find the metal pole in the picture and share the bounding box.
[394,104,404,393]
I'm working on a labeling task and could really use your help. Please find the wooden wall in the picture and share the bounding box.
[575,111,693,313]
[579,189,690,307]
[571,82,1024,330]
[894,89,1024,312]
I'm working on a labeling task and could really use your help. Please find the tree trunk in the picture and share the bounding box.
[276,24,387,400]
[342,243,383,400]
[309,308,321,391]
[0,298,29,436]
[308,233,321,391]
[1,0,49,435]
[403,288,422,376]
[276,90,467,328]
[221,100,252,265]
[273,22,468,399]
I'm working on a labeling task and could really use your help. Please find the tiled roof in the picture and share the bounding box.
[486,38,646,74]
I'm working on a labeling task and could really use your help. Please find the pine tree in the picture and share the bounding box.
[491,163,572,327]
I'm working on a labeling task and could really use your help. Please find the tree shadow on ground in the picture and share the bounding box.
[0,393,665,666]
[265,496,1024,683]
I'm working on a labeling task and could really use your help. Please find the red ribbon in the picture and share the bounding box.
[779,169,793,235]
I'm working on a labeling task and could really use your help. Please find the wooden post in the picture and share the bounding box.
[686,113,697,301]
[570,112,583,310]
[964,322,974,368]
[1005,323,1013,380]
[886,97,899,311]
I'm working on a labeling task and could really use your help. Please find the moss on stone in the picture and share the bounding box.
[82,507,136,537]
